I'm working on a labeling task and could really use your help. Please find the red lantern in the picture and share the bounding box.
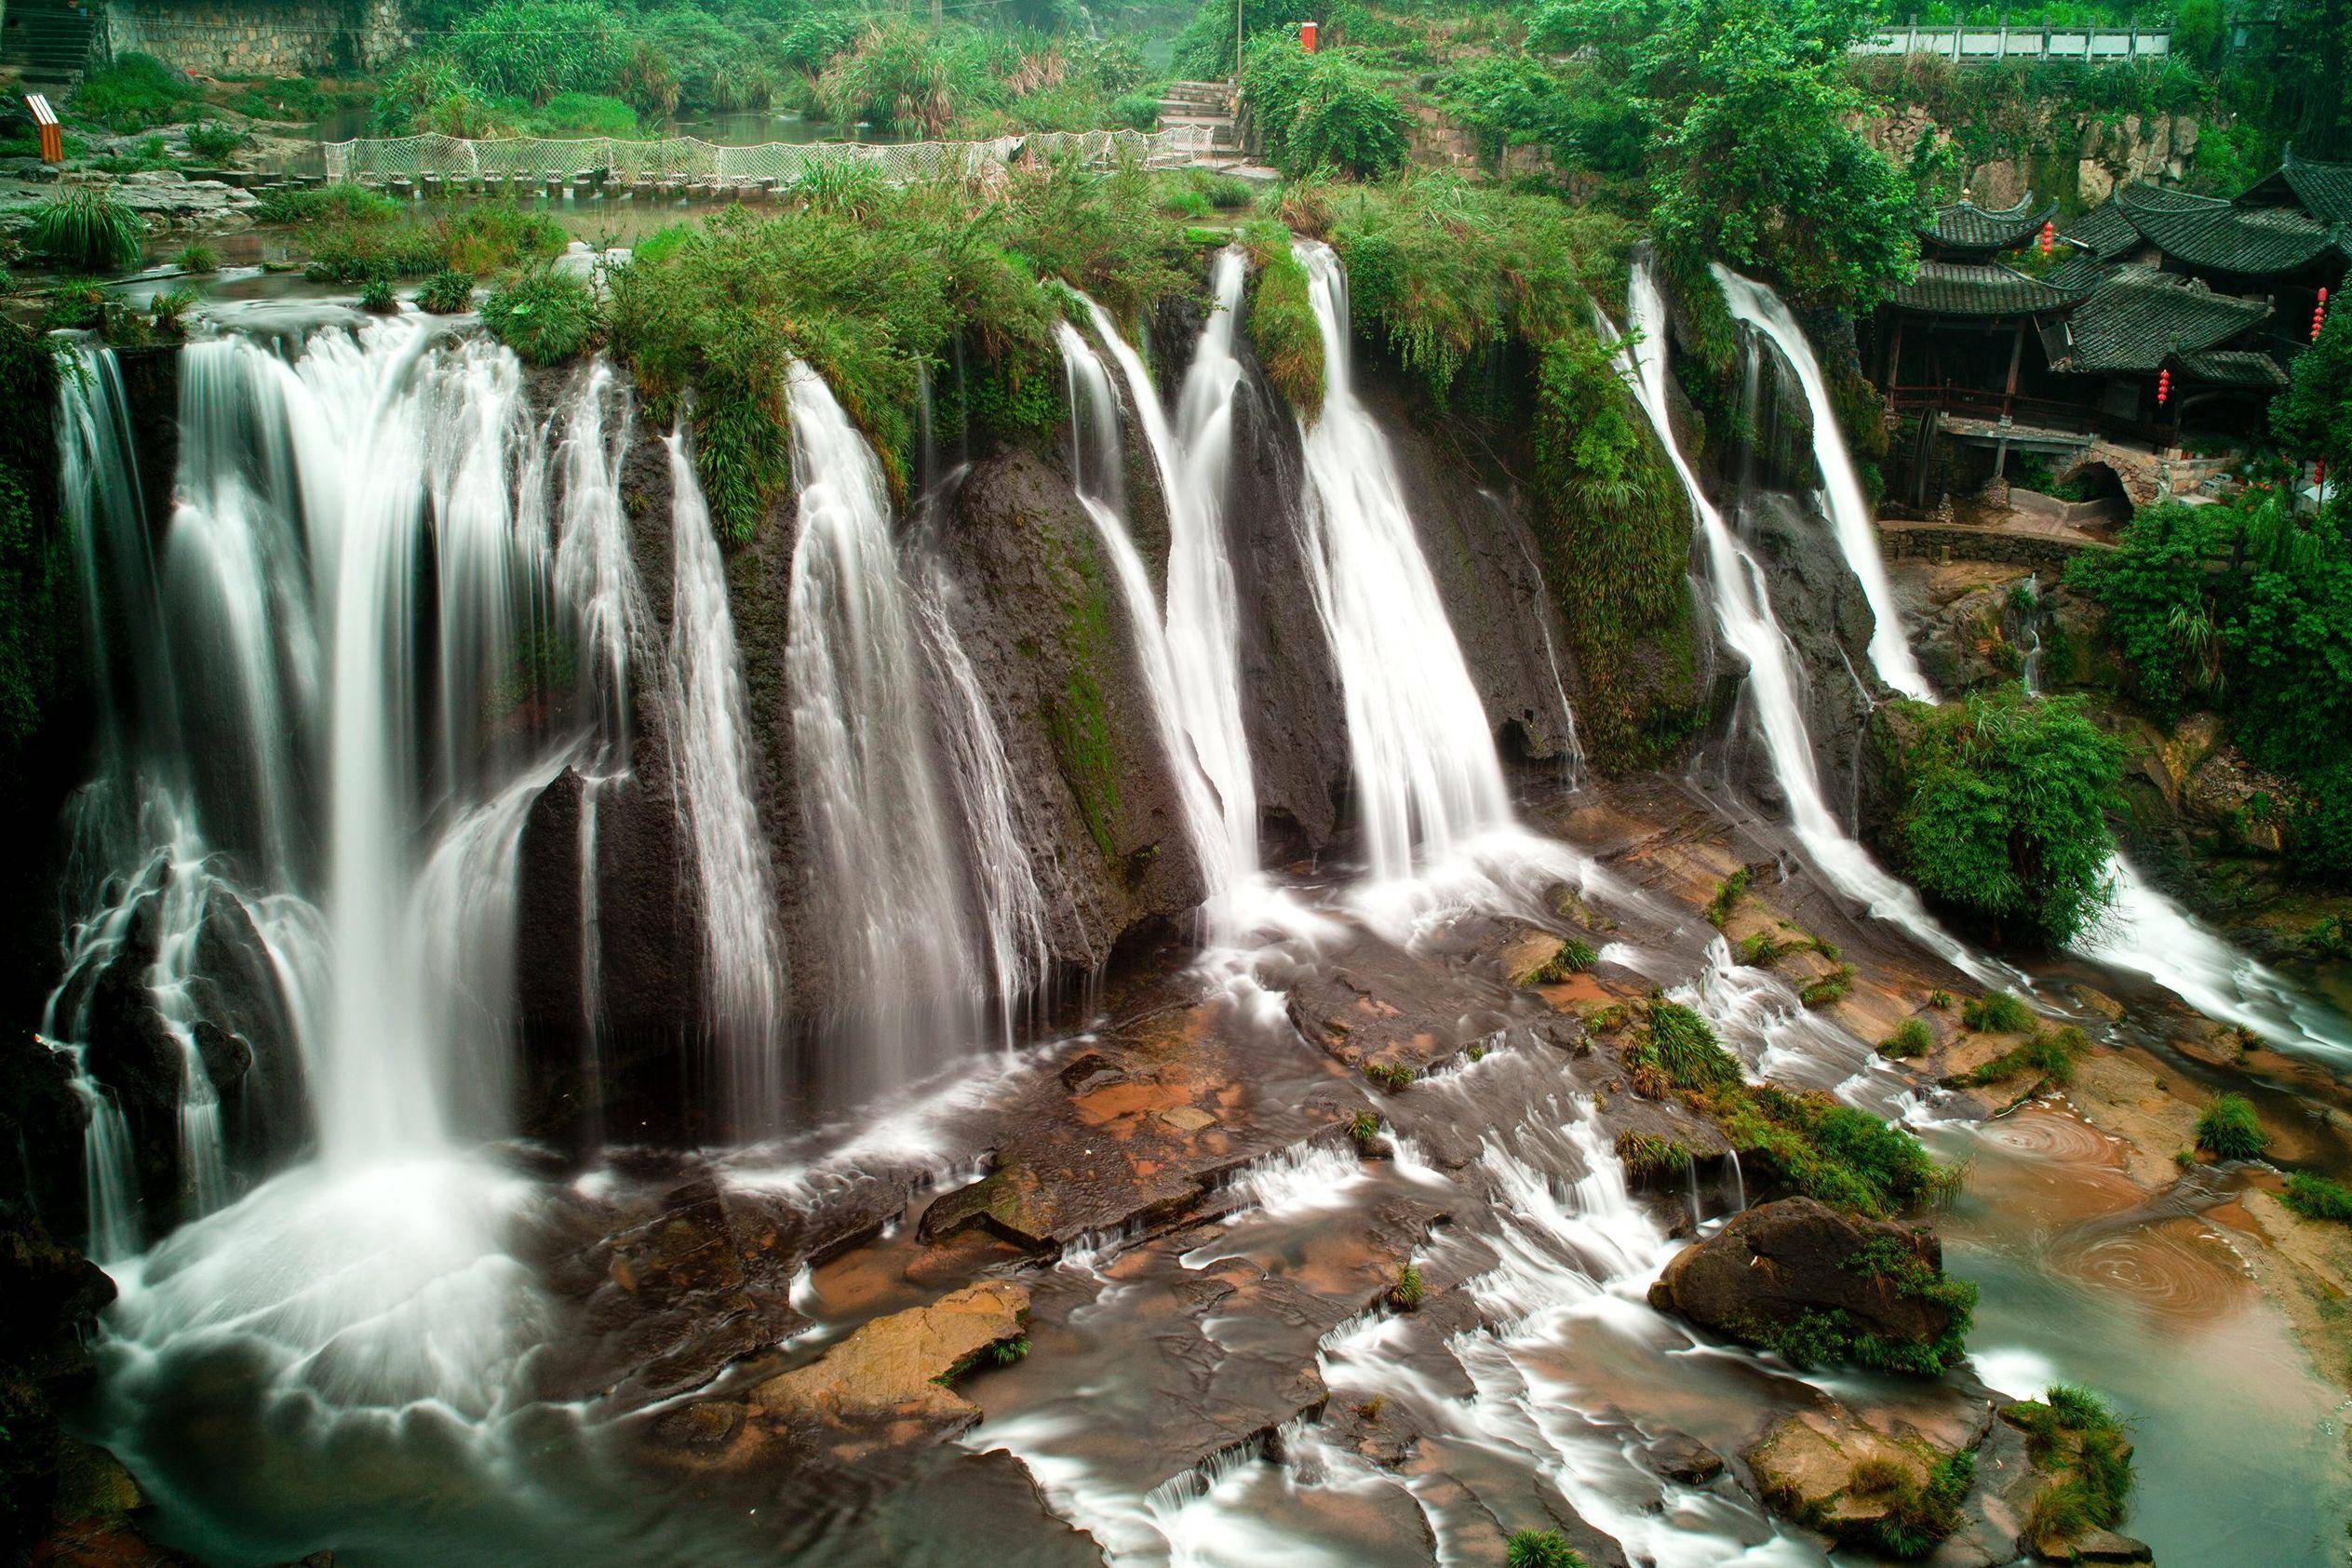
[2039,219,2055,255]
[2157,368,2171,406]
[2316,287,2331,343]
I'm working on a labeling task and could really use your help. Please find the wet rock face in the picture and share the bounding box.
[1225,351,1348,851]
[657,1280,1029,1467]
[935,446,1207,965]
[1646,1197,1963,1358]
[1351,374,1583,771]
[1728,489,1879,815]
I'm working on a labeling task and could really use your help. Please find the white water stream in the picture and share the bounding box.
[1715,266,1933,700]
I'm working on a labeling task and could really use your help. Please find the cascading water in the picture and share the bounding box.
[1621,263,1996,983]
[1056,316,1236,921]
[54,316,637,1436]
[1290,243,1519,886]
[2077,854,2352,1065]
[782,360,1001,1101]
[1714,266,1933,701]
[907,552,1052,1049]
[1075,255,1274,935]
[661,430,787,1131]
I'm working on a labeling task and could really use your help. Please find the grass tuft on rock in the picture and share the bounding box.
[1960,989,2036,1034]
[2281,1172,2352,1223]
[2194,1092,2268,1160]
[1879,1017,1933,1059]
[1240,221,1324,419]
[1503,1528,1585,1568]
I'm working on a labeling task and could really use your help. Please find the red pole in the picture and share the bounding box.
[1300,20,1319,49]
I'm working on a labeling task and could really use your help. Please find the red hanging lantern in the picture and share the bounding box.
[2315,287,2330,343]
[2039,218,2055,255]
[2157,368,2171,406]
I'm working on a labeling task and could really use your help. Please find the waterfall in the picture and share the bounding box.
[1055,317,1233,922]
[2018,572,2046,695]
[1714,267,1933,700]
[782,361,991,1102]
[1074,254,1272,935]
[1291,241,1518,884]
[907,555,1051,1048]
[54,1039,137,1263]
[51,319,633,1416]
[2077,855,2352,1065]
[661,432,787,1132]
[1621,264,1996,983]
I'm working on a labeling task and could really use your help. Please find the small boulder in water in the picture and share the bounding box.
[1646,1197,1970,1374]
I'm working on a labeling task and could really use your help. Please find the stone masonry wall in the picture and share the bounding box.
[102,0,409,77]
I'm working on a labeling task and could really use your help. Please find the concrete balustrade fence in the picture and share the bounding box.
[323,127,1212,190]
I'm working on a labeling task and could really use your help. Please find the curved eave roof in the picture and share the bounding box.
[1921,194,2056,251]
[2043,266,2272,374]
[1887,260,2090,316]
[2113,183,2342,276]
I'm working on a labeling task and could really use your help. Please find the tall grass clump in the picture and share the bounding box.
[480,267,601,363]
[26,189,144,272]
[2194,1093,2268,1160]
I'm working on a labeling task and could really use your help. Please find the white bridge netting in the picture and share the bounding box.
[324,127,1210,184]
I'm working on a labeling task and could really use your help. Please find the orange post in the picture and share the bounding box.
[1300,20,1319,50]
[37,123,60,163]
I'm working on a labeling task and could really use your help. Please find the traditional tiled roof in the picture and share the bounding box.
[2041,253,2114,295]
[2240,147,2352,224]
[2174,347,2291,389]
[2112,182,2340,276]
[1920,194,2056,251]
[2041,266,2272,374]
[1887,260,2090,315]
[2063,202,2144,261]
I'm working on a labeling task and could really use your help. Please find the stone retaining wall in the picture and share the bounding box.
[101,0,408,77]
[1880,523,2107,570]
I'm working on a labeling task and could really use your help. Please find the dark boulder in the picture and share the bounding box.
[1646,1198,1967,1369]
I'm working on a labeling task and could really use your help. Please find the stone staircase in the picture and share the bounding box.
[1,0,101,87]
[1157,79,1241,162]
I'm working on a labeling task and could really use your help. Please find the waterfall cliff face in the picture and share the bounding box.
[1621,265,1996,982]
[1715,267,1932,701]
[1292,242,1519,885]
[46,315,646,1423]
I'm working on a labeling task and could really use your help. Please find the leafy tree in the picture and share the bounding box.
[1525,0,1918,309]
[1242,46,1409,179]
[1881,688,2125,946]
[2273,310,2352,477]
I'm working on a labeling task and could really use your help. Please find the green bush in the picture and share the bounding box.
[256,181,402,225]
[1881,690,2124,946]
[173,241,219,274]
[146,285,198,336]
[2194,1093,2268,1160]
[1527,938,1598,982]
[2281,1172,2352,1222]
[70,53,204,131]
[2011,1385,2133,1547]
[1800,965,1856,1009]
[1241,221,1324,418]
[417,269,476,314]
[1504,1530,1585,1568]
[1961,990,2036,1034]
[1879,1017,1933,1058]
[181,120,248,163]
[1631,999,1744,1091]
[452,0,627,105]
[358,275,399,314]
[1241,42,1408,179]
[1389,1263,1424,1310]
[26,189,143,272]
[1961,1025,2084,1089]
[481,267,601,363]
[522,91,640,138]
